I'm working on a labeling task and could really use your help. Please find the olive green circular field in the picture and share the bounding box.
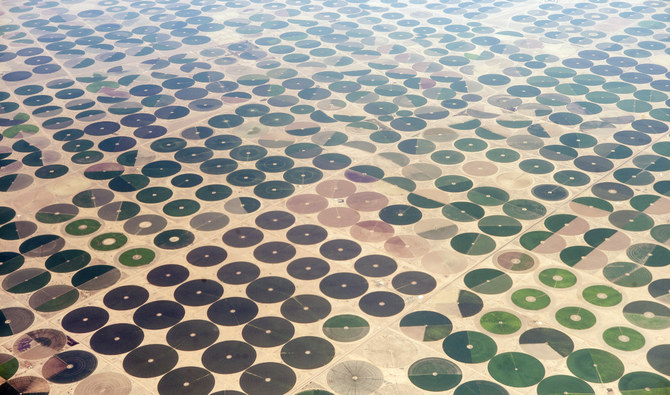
[502,199,547,220]
[0,354,19,380]
[378,204,422,225]
[602,326,645,351]
[647,345,670,376]
[623,301,670,330]
[463,269,512,294]
[480,311,521,335]
[651,224,670,245]
[454,380,507,395]
[487,352,545,387]
[582,285,622,307]
[450,233,497,255]
[556,307,596,330]
[163,199,201,217]
[137,186,173,203]
[539,268,577,288]
[408,357,462,391]
[442,331,497,364]
[65,219,101,236]
[477,215,522,237]
[442,202,485,222]
[296,390,334,395]
[536,375,594,395]
[90,232,128,251]
[468,186,509,206]
[118,248,156,267]
[609,210,654,231]
[567,348,624,383]
[603,262,652,288]
[627,243,670,267]
[619,372,670,395]
[512,288,551,310]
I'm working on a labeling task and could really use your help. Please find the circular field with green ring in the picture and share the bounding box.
[539,268,577,288]
[511,288,551,310]
[322,314,370,342]
[90,232,128,251]
[487,352,545,387]
[65,219,101,236]
[408,357,462,391]
[556,307,597,330]
[602,326,645,351]
[567,348,624,383]
[480,311,522,335]
[582,285,622,307]
[118,248,156,267]
[536,375,594,395]
[442,331,497,364]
